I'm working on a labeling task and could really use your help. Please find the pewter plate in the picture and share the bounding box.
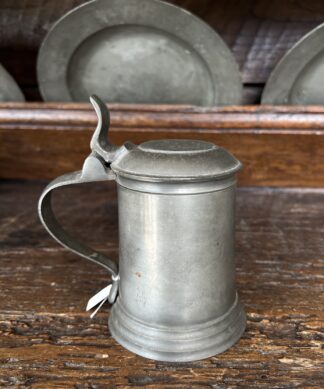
[37,0,242,105]
[0,63,25,102]
[262,23,324,105]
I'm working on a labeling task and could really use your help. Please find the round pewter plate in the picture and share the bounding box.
[262,23,324,105]
[37,0,242,105]
[0,64,25,102]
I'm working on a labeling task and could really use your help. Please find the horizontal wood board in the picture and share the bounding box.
[1,103,324,187]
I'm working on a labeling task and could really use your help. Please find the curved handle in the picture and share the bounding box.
[38,96,129,297]
[38,157,118,277]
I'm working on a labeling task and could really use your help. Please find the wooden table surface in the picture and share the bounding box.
[0,180,323,388]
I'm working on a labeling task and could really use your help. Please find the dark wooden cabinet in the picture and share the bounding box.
[1,0,324,185]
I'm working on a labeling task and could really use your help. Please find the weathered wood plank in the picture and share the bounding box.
[1,103,324,187]
[0,181,323,388]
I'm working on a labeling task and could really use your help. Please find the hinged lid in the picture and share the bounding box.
[84,96,242,183]
[111,139,242,181]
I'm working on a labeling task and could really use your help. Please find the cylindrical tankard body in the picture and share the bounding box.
[38,96,245,362]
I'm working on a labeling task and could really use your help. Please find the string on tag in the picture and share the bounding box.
[89,296,108,319]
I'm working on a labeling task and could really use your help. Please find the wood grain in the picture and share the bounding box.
[0,180,323,387]
[1,103,324,187]
[1,0,324,102]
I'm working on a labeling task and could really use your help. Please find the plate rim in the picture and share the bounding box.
[0,63,25,102]
[37,0,242,105]
[261,23,324,105]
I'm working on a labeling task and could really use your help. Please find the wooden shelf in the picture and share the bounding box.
[1,102,324,187]
[0,180,323,387]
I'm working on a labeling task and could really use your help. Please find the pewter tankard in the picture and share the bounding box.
[38,96,246,362]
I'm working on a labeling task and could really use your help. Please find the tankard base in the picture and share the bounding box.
[109,294,246,362]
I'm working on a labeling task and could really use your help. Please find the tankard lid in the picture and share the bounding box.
[111,139,242,181]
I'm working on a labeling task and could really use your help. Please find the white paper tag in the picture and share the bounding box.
[86,284,112,319]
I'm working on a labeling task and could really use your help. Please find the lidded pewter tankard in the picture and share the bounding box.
[38,96,246,362]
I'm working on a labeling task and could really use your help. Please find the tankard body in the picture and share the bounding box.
[38,96,245,362]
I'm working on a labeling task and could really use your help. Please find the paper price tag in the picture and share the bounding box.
[86,284,112,319]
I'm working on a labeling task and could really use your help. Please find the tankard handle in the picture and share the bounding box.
[38,96,130,300]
